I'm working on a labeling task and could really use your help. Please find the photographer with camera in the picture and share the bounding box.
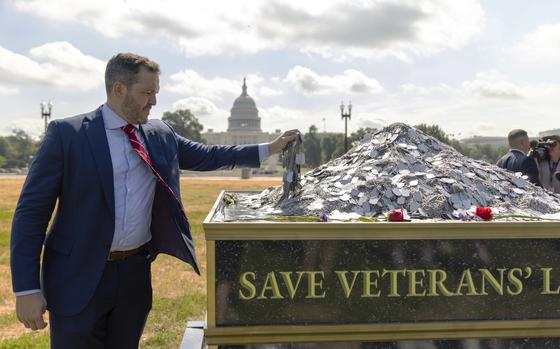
[532,135,560,193]
[496,129,541,186]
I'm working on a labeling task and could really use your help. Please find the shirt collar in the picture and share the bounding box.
[102,104,138,130]
[510,149,526,155]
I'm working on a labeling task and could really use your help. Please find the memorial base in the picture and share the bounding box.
[181,320,560,349]
[194,191,560,349]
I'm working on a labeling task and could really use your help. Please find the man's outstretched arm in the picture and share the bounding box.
[174,128,300,171]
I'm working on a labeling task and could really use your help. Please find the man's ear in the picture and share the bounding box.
[112,81,127,98]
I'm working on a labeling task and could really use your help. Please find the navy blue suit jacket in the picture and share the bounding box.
[10,106,260,316]
[496,149,541,186]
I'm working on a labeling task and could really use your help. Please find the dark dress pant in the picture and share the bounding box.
[49,253,152,349]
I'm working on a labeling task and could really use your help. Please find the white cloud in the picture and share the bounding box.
[355,116,388,131]
[3,118,45,140]
[514,24,560,65]
[259,106,311,131]
[172,96,218,116]
[165,70,242,100]
[260,106,302,122]
[0,42,105,91]
[12,0,141,38]
[285,66,383,95]
[258,86,283,97]
[462,71,524,99]
[165,70,280,104]
[11,0,485,61]
[258,0,485,61]
[357,74,560,138]
[163,69,559,138]
[399,83,455,96]
[0,84,19,95]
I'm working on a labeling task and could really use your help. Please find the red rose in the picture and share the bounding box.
[475,207,493,221]
[388,209,404,222]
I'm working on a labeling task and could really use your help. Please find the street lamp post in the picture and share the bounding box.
[40,100,53,135]
[340,101,352,152]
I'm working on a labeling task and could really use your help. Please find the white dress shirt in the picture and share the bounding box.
[103,104,156,252]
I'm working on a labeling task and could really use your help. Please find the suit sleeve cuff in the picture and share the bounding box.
[258,143,270,163]
[15,289,42,297]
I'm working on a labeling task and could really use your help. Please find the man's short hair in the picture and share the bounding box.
[508,129,528,147]
[105,53,160,95]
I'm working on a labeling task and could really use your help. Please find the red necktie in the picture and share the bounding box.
[121,124,188,222]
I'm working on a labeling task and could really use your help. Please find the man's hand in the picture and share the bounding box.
[268,129,300,155]
[16,292,48,330]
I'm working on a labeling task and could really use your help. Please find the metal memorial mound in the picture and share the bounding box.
[196,124,560,349]
[237,123,560,221]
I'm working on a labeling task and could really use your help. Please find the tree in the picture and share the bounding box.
[0,129,38,168]
[162,109,205,143]
[333,135,347,158]
[349,127,378,147]
[493,145,509,163]
[415,123,465,154]
[415,124,452,144]
[321,136,338,163]
[303,125,321,168]
[463,144,508,164]
[0,137,7,158]
[414,123,510,164]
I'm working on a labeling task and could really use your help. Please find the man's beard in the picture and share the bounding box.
[122,93,147,124]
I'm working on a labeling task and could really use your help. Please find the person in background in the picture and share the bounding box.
[496,129,541,186]
[535,135,560,193]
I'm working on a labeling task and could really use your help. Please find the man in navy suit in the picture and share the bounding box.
[11,53,298,348]
[496,129,541,186]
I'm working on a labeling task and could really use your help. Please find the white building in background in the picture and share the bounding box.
[202,78,281,172]
[540,129,560,138]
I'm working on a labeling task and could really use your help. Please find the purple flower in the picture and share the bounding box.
[321,212,328,222]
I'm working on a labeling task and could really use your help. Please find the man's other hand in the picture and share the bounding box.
[16,292,48,330]
[268,129,300,155]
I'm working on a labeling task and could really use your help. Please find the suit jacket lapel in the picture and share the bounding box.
[84,108,115,218]
[139,123,167,175]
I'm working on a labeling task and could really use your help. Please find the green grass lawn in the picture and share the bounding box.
[0,177,280,348]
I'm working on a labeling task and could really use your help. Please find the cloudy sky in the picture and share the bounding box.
[1,0,559,139]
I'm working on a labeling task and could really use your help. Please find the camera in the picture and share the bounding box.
[528,139,557,161]
[529,139,560,181]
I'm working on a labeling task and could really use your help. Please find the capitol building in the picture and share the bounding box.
[203,79,281,171]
